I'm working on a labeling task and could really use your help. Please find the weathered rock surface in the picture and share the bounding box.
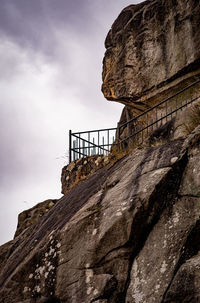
[102,0,200,114]
[1,1,200,302]
[0,122,200,302]
[163,253,200,303]
[61,155,107,195]
[15,199,58,238]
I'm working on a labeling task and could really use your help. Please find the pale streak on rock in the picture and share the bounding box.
[132,260,144,303]
[92,229,97,236]
[85,269,94,284]
[160,261,168,274]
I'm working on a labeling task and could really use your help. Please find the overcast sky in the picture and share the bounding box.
[0,0,142,245]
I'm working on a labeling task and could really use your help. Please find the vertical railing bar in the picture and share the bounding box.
[108,129,109,151]
[78,134,81,159]
[69,130,72,163]
[68,81,200,161]
[73,140,75,161]
[88,132,90,156]
[83,140,85,157]
[93,137,95,155]
[98,131,100,155]
[117,122,120,150]
[76,138,78,160]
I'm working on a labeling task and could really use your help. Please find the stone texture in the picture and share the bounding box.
[179,127,200,197]
[126,196,200,303]
[102,0,200,114]
[61,155,105,195]
[0,123,200,302]
[163,254,200,303]
[15,199,58,238]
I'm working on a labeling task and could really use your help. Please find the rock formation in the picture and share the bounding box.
[102,0,200,116]
[14,199,58,239]
[0,0,200,302]
[0,103,200,302]
[61,155,108,195]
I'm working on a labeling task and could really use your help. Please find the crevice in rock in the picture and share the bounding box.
[90,277,118,303]
[121,150,188,303]
[42,297,61,303]
[161,219,200,303]
[56,259,71,268]
[178,193,200,198]
[84,246,132,270]
[63,279,79,288]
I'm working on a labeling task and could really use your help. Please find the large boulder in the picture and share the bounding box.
[102,0,200,115]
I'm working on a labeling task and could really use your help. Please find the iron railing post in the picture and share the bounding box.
[117,122,120,149]
[69,129,72,163]
[67,79,200,162]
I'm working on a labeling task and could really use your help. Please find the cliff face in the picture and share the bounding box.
[1,1,200,302]
[102,0,200,115]
[0,111,200,302]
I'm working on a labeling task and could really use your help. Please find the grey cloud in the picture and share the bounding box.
[0,0,142,245]
[0,0,93,59]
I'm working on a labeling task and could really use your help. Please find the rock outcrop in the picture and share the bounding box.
[61,155,108,195]
[14,199,58,238]
[0,112,200,302]
[102,0,200,116]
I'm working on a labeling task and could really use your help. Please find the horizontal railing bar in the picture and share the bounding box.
[72,144,117,151]
[71,150,107,157]
[69,79,200,162]
[72,127,117,135]
[70,149,88,157]
[120,95,199,144]
[119,78,200,129]
[72,134,96,146]
[72,134,110,151]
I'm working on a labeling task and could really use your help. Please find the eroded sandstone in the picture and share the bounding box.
[102,0,200,115]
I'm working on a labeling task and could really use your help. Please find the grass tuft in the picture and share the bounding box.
[183,103,200,134]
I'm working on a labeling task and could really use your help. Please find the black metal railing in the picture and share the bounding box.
[69,128,117,162]
[69,79,200,162]
[118,78,200,147]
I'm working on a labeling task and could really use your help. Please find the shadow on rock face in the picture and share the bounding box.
[37,297,60,303]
